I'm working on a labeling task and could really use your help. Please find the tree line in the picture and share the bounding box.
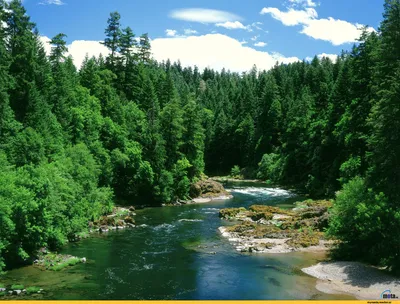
[0,0,399,274]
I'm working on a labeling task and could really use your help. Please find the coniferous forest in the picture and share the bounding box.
[0,0,399,276]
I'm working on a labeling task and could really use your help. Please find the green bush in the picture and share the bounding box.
[257,153,282,182]
[26,286,41,294]
[230,165,241,178]
[11,284,24,290]
[327,177,400,273]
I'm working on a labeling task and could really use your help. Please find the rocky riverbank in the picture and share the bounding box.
[218,200,334,253]
[88,206,137,233]
[302,262,400,300]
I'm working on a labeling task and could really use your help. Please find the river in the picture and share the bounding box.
[1,181,353,300]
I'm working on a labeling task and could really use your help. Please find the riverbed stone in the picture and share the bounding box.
[12,290,22,295]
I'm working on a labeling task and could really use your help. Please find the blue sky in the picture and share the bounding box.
[23,0,384,72]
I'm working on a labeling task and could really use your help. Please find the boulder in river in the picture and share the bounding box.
[12,290,22,295]
[190,179,230,199]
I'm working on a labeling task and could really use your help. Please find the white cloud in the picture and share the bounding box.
[169,8,242,23]
[165,29,177,37]
[39,0,65,5]
[301,18,376,45]
[254,41,267,47]
[39,34,300,73]
[39,36,52,55]
[39,36,110,69]
[317,53,338,61]
[67,40,111,68]
[215,21,252,31]
[251,22,263,30]
[240,39,248,45]
[151,33,299,73]
[184,28,198,35]
[306,53,338,62]
[260,7,317,26]
[251,35,260,41]
[260,6,375,45]
[289,0,317,8]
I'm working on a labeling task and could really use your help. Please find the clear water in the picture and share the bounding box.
[1,182,354,300]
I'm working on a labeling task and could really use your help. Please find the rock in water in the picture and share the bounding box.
[12,290,22,295]
[124,216,135,225]
[81,257,87,263]
[190,179,229,198]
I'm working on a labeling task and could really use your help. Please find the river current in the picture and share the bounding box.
[2,181,352,300]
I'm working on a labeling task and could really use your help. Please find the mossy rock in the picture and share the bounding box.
[219,207,246,219]
[260,242,275,249]
[124,216,135,224]
[116,219,125,227]
[242,225,282,239]
[226,222,257,233]
[299,206,328,219]
[295,199,332,209]
[250,212,273,221]
[99,216,116,226]
[285,231,322,248]
[249,205,293,216]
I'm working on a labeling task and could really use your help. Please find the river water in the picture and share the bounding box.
[1,182,353,300]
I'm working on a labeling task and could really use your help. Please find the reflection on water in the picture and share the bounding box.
[1,181,354,300]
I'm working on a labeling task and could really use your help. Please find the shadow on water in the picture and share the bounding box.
[2,183,354,300]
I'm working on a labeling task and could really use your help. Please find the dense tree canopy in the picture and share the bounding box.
[0,0,399,274]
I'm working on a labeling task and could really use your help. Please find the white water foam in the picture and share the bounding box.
[228,187,292,197]
[153,223,175,232]
[143,264,154,270]
[178,219,203,222]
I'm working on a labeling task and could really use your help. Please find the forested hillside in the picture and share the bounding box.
[0,0,399,274]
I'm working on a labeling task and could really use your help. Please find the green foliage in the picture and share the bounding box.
[230,165,241,178]
[257,153,282,182]
[11,284,24,290]
[51,257,80,271]
[26,286,41,294]
[0,0,399,275]
[327,177,400,273]
[172,158,192,199]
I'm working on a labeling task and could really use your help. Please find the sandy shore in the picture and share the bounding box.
[302,262,400,300]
